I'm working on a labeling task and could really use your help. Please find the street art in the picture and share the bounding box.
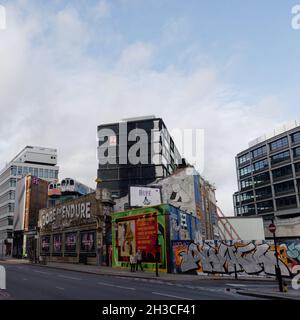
[172,240,300,277]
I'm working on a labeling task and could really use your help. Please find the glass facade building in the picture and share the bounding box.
[234,124,300,222]
[97,116,182,198]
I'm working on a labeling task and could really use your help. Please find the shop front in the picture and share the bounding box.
[38,190,114,265]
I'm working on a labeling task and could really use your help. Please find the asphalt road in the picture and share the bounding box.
[1,262,270,300]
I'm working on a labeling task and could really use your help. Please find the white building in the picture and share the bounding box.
[0,146,59,257]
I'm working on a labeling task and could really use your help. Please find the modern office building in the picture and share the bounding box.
[97,116,183,198]
[233,120,300,238]
[0,146,59,256]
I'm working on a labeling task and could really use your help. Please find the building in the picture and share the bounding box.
[97,116,182,198]
[112,204,203,273]
[38,189,114,266]
[13,175,49,259]
[233,120,300,239]
[0,146,59,257]
[114,165,219,240]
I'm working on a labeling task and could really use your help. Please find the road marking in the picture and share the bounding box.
[33,270,51,275]
[22,278,28,281]
[226,284,247,287]
[56,286,65,290]
[98,281,136,290]
[58,275,82,281]
[151,292,192,300]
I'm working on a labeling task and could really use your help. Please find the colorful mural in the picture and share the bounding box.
[172,240,300,277]
[112,205,168,271]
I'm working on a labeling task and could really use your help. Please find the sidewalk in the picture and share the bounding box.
[236,288,300,300]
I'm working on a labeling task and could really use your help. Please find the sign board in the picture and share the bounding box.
[129,186,162,208]
[268,223,276,234]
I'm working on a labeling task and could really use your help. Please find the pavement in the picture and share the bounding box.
[1,258,300,300]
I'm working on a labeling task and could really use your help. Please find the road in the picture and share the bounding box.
[0,262,270,300]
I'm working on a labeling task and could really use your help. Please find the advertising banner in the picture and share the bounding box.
[80,231,96,254]
[41,235,50,255]
[129,186,162,207]
[65,232,77,256]
[53,234,62,255]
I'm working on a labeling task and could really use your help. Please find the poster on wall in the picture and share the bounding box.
[65,232,77,256]
[41,235,50,255]
[116,213,159,263]
[129,186,162,207]
[53,234,62,255]
[80,231,96,254]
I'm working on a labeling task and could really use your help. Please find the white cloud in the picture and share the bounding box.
[0,3,287,215]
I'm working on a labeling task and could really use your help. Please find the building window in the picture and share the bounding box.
[271,151,290,165]
[256,200,274,213]
[38,168,43,178]
[272,165,293,180]
[276,195,297,210]
[270,137,288,151]
[29,167,34,175]
[44,169,49,178]
[10,178,17,187]
[240,178,253,190]
[49,170,54,179]
[23,167,28,175]
[293,147,300,158]
[255,186,272,200]
[253,172,270,186]
[239,165,252,177]
[17,166,23,175]
[55,171,58,179]
[10,166,17,176]
[252,146,267,159]
[239,191,254,202]
[274,180,295,195]
[253,159,269,172]
[238,153,250,165]
[295,162,300,173]
[65,232,77,256]
[34,168,38,177]
[239,204,255,216]
[291,131,300,143]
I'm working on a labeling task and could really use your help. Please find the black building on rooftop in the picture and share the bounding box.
[97,116,182,198]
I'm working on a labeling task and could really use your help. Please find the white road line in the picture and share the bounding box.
[56,286,65,290]
[22,278,28,281]
[33,270,51,275]
[58,275,82,281]
[151,292,192,300]
[98,281,136,290]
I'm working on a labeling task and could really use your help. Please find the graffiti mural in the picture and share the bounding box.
[172,240,300,277]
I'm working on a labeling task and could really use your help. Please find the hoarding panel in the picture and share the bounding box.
[129,186,162,207]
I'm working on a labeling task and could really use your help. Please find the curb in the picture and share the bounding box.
[31,263,278,284]
[236,290,300,300]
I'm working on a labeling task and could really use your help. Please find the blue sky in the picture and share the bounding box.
[0,0,299,213]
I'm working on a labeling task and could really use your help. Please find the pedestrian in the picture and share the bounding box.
[130,253,136,272]
[135,249,143,271]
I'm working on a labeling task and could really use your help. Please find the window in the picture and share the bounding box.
[23,167,28,175]
[41,236,51,255]
[293,147,300,158]
[271,151,290,164]
[291,131,300,143]
[55,171,58,179]
[49,170,54,179]
[238,153,250,165]
[52,234,62,256]
[239,191,254,202]
[34,168,38,177]
[80,231,96,254]
[65,232,77,256]
[272,165,293,180]
[44,169,48,178]
[276,196,297,209]
[257,200,274,213]
[255,186,272,200]
[253,172,270,186]
[17,166,22,175]
[252,146,267,159]
[295,162,300,173]
[238,204,256,216]
[10,178,16,187]
[29,167,33,175]
[253,159,269,172]
[239,165,252,177]
[270,137,288,151]
[274,180,295,195]
[38,168,43,178]
[10,166,17,176]
[240,178,253,190]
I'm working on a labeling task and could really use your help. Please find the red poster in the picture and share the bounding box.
[136,215,157,259]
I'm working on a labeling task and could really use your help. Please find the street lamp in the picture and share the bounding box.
[269,220,283,292]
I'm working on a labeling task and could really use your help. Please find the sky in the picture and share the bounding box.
[0,0,299,215]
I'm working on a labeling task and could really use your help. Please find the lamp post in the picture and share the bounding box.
[95,178,103,266]
[269,220,283,292]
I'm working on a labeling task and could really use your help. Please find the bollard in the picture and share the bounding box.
[283,282,288,293]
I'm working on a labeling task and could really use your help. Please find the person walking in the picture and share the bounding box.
[130,253,136,272]
[135,249,143,271]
